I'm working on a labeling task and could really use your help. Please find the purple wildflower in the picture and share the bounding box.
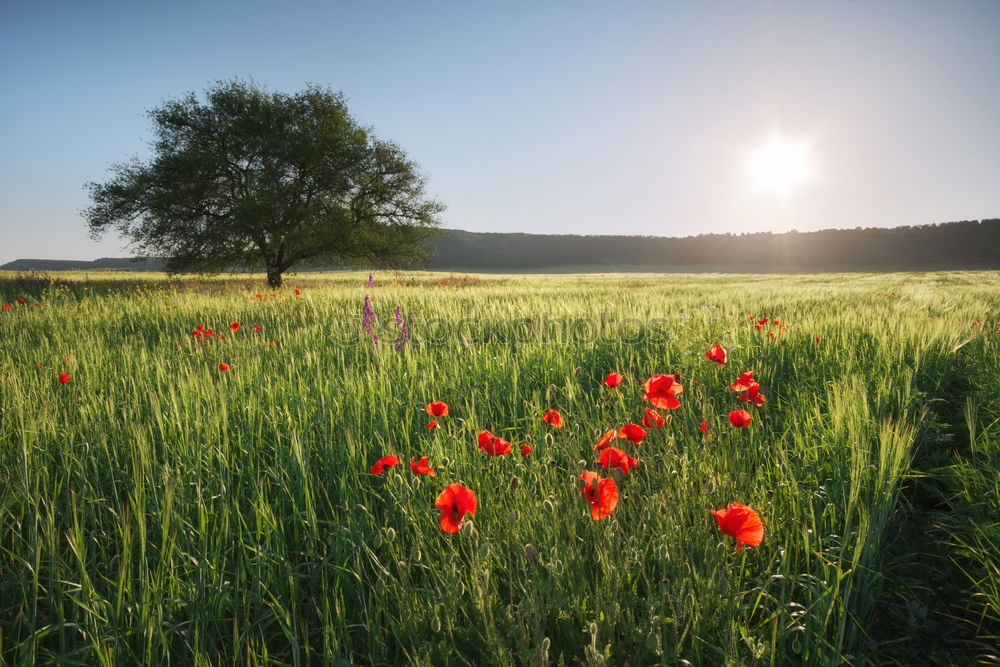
[368,272,375,288]
[363,294,378,347]
[394,305,410,353]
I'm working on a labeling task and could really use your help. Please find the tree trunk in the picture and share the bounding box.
[266,266,283,288]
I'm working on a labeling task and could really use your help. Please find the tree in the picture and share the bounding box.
[85,80,444,287]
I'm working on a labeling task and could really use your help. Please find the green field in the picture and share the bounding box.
[1,270,998,665]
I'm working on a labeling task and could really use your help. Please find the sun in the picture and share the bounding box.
[746,134,812,195]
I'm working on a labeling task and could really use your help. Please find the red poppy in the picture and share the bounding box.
[594,429,617,451]
[192,330,203,337]
[195,324,205,332]
[477,430,512,456]
[768,332,776,338]
[17,298,26,304]
[2,304,9,310]
[218,363,230,371]
[711,503,764,550]
[371,454,401,474]
[58,372,71,384]
[642,408,665,428]
[604,372,624,388]
[436,483,477,533]
[706,344,727,365]
[542,409,564,428]
[643,374,684,410]
[426,420,439,430]
[737,382,767,406]
[598,447,638,474]
[699,419,708,433]
[410,456,436,476]
[294,289,302,295]
[230,322,240,331]
[426,400,449,417]
[254,325,262,332]
[218,333,227,340]
[814,336,821,343]
[206,329,215,336]
[618,423,647,444]
[33,302,40,307]
[37,364,44,369]
[757,318,769,326]
[521,444,532,457]
[730,371,755,391]
[729,410,752,428]
[580,471,619,520]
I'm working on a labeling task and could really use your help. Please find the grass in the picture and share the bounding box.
[0,269,997,665]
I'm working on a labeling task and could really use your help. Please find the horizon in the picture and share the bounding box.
[2,1,999,265]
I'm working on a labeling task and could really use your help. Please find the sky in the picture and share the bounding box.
[1,0,999,264]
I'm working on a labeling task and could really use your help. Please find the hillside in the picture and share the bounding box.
[3,219,999,273]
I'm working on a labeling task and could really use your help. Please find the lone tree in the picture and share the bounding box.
[85,80,444,287]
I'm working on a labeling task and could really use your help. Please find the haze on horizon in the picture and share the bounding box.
[1,0,998,266]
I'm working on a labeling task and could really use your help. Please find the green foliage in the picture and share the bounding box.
[0,270,997,664]
[84,81,444,287]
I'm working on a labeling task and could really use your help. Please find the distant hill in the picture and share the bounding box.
[3,219,999,273]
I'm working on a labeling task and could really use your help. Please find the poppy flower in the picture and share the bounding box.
[618,423,647,444]
[426,420,439,430]
[477,430,512,456]
[542,409,564,428]
[196,324,205,332]
[737,382,767,406]
[2,304,9,310]
[598,447,638,474]
[580,471,619,520]
[594,429,617,451]
[699,419,709,433]
[371,454,400,474]
[706,344,727,365]
[206,329,215,336]
[254,325,262,332]
[58,372,71,383]
[426,400,449,417]
[294,289,302,295]
[642,408,665,428]
[643,374,684,410]
[521,444,532,457]
[37,364,44,369]
[757,318,769,326]
[768,332,776,338]
[192,330,203,337]
[218,333,227,340]
[604,372,624,388]
[17,297,26,304]
[435,483,477,533]
[731,371,755,392]
[729,410,752,428]
[410,456,436,476]
[710,503,764,550]
[218,363,230,371]
[230,322,240,331]
[33,302,40,307]
[814,336,821,343]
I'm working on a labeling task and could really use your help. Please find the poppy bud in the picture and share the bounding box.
[523,544,539,561]
[507,511,519,524]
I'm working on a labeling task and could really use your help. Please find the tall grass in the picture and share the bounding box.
[0,270,997,664]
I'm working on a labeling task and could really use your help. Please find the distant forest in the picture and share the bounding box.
[3,219,999,273]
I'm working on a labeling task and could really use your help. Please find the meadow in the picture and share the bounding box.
[1,270,997,665]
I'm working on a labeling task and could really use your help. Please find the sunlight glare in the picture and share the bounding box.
[746,134,813,195]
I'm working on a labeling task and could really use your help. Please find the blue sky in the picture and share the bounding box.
[1,0,998,263]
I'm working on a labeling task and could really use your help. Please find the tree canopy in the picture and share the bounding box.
[85,80,444,286]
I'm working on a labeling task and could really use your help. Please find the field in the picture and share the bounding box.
[1,270,998,665]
